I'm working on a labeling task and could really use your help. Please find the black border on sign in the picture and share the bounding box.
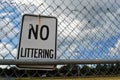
[17,14,57,70]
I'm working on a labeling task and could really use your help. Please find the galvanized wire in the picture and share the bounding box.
[0,0,120,79]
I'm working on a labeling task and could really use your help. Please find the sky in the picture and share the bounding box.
[0,0,120,61]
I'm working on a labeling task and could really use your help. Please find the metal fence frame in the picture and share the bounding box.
[0,59,120,65]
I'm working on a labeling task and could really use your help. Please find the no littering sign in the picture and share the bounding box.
[17,14,57,70]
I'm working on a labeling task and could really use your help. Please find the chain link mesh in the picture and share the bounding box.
[0,0,120,79]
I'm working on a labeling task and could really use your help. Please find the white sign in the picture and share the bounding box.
[17,14,57,70]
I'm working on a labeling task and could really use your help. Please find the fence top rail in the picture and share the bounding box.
[0,59,120,65]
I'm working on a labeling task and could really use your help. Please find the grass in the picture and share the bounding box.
[16,76,120,80]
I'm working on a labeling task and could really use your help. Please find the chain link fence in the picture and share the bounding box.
[0,0,120,79]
